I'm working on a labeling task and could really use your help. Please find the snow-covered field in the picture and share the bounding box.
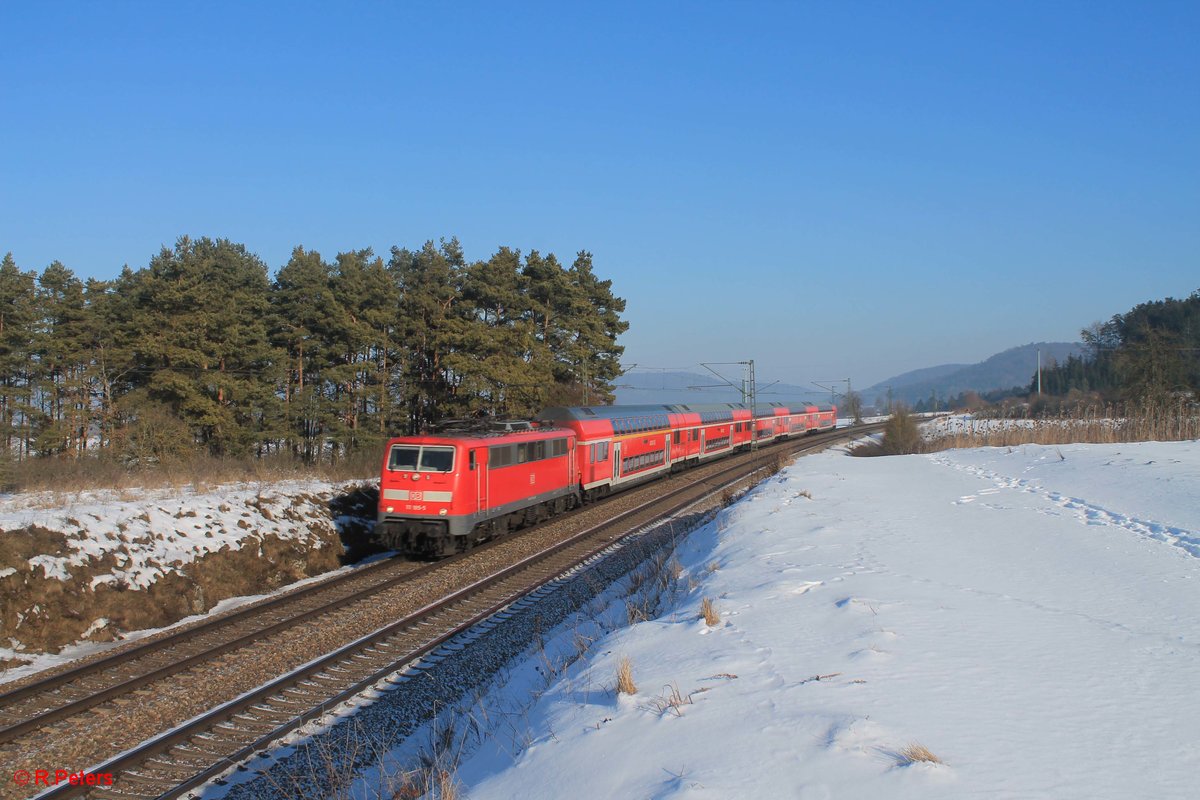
[448,439,1200,799]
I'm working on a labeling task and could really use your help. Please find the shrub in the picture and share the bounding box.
[896,742,943,766]
[617,655,637,695]
[882,406,922,455]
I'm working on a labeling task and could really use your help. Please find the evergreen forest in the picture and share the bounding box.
[1032,292,1200,403]
[0,236,628,467]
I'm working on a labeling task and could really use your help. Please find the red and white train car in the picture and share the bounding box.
[377,401,836,556]
[537,403,757,500]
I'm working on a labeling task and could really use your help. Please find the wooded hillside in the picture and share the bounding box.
[1036,292,1200,403]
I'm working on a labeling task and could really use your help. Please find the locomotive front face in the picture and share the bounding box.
[377,439,476,556]
[380,442,462,518]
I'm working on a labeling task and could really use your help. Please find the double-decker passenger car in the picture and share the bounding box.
[377,401,836,556]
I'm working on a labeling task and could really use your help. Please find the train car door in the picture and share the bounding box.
[613,441,622,478]
[568,439,576,488]
[472,448,487,514]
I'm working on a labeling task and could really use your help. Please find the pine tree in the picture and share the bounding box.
[32,261,89,455]
[125,236,279,457]
[390,239,468,432]
[0,253,38,459]
[271,247,340,461]
[79,275,132,453]
[564,250,628,404]
[458,247,540,417]
[327,249,398,457]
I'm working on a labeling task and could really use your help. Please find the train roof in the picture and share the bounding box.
[388,424,571,444]
[758,401,837,412]
[538,403,751,423]
[540,401,833,423]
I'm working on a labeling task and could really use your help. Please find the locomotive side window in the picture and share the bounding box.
[492,438,569,469]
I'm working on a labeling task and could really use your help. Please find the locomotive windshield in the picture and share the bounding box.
[388,444,455,472]
[419,447,454,472]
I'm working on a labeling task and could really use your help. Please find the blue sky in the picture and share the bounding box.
[2,2,1197,389]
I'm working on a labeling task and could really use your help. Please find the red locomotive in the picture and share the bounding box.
[376,402,836,556]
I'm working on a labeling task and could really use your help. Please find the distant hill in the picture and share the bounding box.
[861,342,1084,407]
[614,370,827,406]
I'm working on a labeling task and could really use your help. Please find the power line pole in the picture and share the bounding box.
[747,359,757,452]
[702,359,758,450]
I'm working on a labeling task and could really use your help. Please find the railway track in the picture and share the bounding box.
[0,556,432,746]
[9,424,879,800]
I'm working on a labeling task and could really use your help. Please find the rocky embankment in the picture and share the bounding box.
[0,481,378,669]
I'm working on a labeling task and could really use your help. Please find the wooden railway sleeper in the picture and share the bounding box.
[140,758,207,777]
[148,753,216,772]
[229,714,279,733]
[167,742,230,761]
[109,769,173,788]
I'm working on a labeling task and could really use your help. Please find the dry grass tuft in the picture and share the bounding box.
[895,742,943,766]
[668,558,683,581]
[700,597,720,626]
[616,655,637,695]
[762,453,786,476]
[647,683,693,717]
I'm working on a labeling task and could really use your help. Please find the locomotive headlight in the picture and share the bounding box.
[386,505,394,513]
[439,509,447,516]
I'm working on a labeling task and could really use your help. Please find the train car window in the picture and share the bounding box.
[517,443,528,463]
[597,442,609,461]
[551,439,568,457]
[673,431,681,445]
[469,450,477,471]
[388,446,420,471]
[419,447,455,472]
